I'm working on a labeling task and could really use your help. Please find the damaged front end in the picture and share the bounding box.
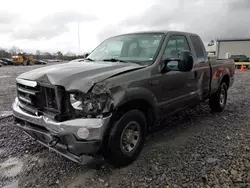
[12,79,115,164]
[68,81,115,120]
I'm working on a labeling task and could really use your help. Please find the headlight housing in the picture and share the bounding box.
[69,83,112,117]
[82,93,107,115]
[70,93,83,110]
[70,93,107,113]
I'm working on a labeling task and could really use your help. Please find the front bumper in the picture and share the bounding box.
[12,97,111,164]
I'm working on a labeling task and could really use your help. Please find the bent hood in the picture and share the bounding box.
[18,61,144,92]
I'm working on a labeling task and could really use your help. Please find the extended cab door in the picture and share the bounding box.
[188,35,210,100]
[157,34,198,115]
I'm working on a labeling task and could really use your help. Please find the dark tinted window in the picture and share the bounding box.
[190,36,205,61]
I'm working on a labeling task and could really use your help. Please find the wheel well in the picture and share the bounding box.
[100,99,156,152]
[116,99,156,132]
[221,74,230,88]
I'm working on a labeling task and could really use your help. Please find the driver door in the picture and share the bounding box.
[158,35,197,115]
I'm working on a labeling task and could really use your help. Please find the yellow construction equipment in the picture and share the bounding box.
[12,53,34,66]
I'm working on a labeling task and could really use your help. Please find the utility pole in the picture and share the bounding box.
[78,21,80,55]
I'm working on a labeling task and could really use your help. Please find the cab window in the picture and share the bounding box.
[163,35,190,59]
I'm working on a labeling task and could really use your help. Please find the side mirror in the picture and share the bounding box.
[178,50,194,72]
[162,50,194,73]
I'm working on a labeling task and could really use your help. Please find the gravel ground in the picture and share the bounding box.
[0,65,250,188]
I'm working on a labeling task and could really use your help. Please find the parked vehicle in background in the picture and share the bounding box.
[230,55,250,69]
[48,59,60,63]
[68,58,85,63]
[0,58,13,65]
[229,55,250,62]
[34,59,48,65]
[12,31,235,167]
[0,60,5,66]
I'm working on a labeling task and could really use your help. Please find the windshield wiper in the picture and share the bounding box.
[84,58,95,61]
[102,58,128,63]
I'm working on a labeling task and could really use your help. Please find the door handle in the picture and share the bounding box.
[194,71,198,78]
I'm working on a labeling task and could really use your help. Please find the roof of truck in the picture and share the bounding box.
[217,38,250,42]
[111,30,198,37]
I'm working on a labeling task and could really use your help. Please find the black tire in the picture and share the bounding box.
[209,82,228,112]
[103,110,147,167]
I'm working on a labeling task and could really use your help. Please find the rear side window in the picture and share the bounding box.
[190,36,205,62]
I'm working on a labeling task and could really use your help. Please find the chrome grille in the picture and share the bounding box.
[44,87,58,111]
[16,78,61,116]
[16,79,41,115]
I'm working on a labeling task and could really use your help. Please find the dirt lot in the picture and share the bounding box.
[0,65,250,188]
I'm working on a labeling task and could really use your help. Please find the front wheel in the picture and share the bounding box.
[103,110,147,167]
[209,82,228,112]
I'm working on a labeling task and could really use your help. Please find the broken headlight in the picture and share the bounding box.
[70,93,83,110]
[82,93,108,115]
[69,85,111,116]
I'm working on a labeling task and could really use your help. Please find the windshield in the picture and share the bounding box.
[87,33,164,65]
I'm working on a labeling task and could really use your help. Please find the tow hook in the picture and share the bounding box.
[48,136,59,147]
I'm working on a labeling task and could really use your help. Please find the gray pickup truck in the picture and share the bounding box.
[12,31,235,167]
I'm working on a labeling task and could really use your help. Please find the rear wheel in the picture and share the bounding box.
[103,110,147,167]
[209,82,228,112]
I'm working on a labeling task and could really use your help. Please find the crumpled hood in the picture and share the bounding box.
[18,61,144,92]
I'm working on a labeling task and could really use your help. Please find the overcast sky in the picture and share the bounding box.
[0,0,249,54]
